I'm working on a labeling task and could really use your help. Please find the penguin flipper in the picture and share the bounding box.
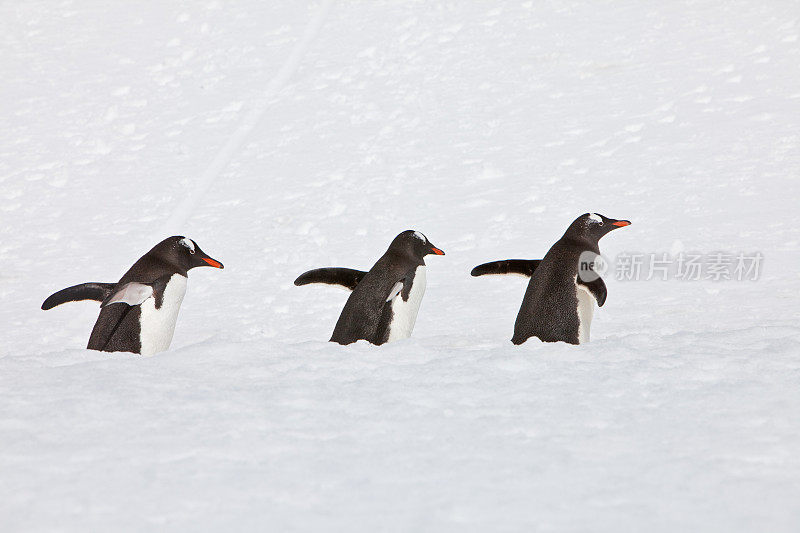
[470,260,542,278]
[294,268,368,291]
[386,280,404,302]
[578,276,607,307]
[42,282,116,310]
[385,275,411,303]
[101,282,155,307]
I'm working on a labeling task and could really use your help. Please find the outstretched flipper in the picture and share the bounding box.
[41,282,116,310]
[577,276,607,307]
[101,282,154,307]
[101,275,172,308]
[470,259,542,278]
[294,267,368,291]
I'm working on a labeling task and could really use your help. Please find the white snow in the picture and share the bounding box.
[2,0,799,531]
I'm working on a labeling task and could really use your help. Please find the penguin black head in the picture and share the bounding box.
[150,236,224,273]
[564,213,631,244]
[389,230,445,260]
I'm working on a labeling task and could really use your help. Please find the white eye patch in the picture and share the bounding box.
[178,238,196,253]
[588,213,602,223]
[413,231,426,242]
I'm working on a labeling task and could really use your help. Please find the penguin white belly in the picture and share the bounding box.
[575,282,596,344]
[138,274,187,356]
[387,266,426,343]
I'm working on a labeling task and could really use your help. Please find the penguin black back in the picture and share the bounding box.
[295,230,444,345]
[331,230,444,345]
[511,213,630,345]
[43,236,223,355]
[87,236,223,353]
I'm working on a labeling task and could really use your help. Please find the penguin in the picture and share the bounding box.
[471,213,630,345]
[42,236,223,355]
[294,230,445,345]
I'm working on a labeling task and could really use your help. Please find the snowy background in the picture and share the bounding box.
[2,0,799,530]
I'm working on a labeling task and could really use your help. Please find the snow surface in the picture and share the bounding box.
[2,0,799,531]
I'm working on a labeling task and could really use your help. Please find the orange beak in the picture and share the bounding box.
[431,247,445,255]
[612,220,631,227]
[202,257,224,268]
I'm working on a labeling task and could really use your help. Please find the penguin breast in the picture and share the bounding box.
[138,274,187,356]
[575,280,596,344]
[385,266,426,343]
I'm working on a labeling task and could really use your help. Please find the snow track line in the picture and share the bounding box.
[158,0,335,238]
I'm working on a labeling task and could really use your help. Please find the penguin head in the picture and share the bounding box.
[152,236,224,272]
[390,230,445,260]
[566,213,631,244]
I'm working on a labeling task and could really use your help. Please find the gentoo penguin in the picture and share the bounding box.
[471,213,630,345]
[42,236,223,355]
[294,230,445,345]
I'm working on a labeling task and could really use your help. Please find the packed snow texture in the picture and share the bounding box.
[2,0,799,531]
